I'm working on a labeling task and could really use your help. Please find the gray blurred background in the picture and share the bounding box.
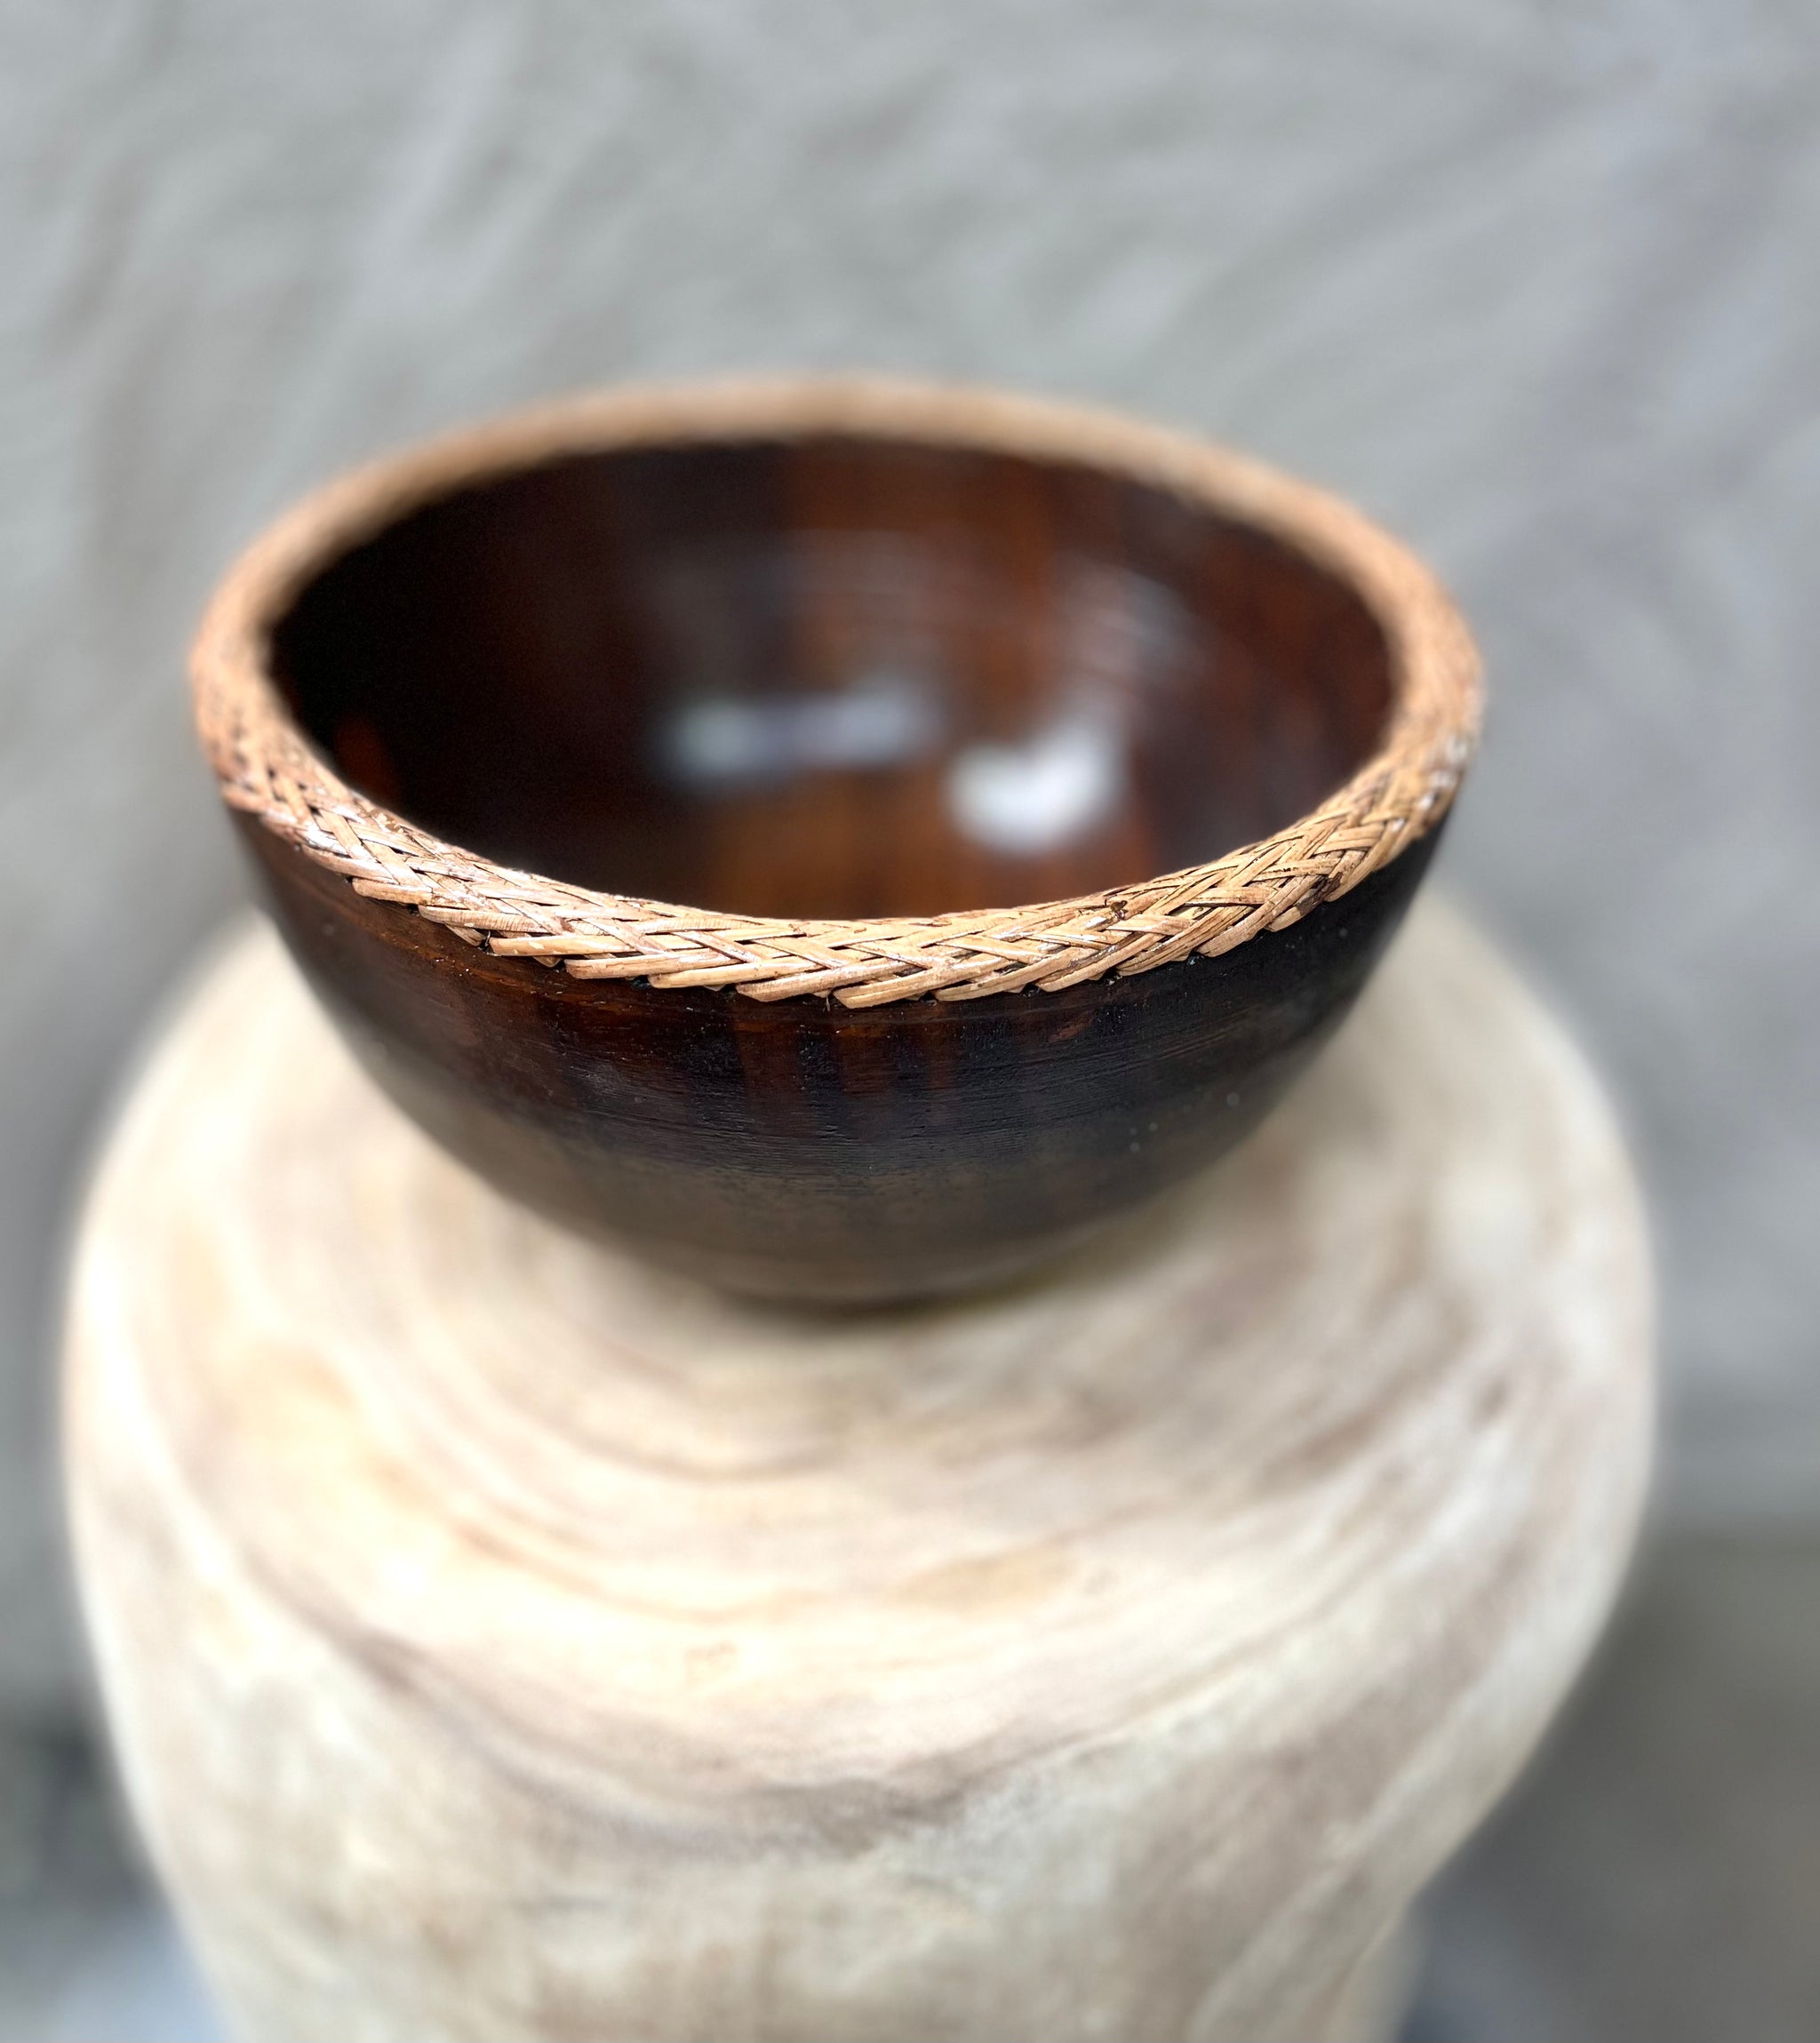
[2,2,1816,2036]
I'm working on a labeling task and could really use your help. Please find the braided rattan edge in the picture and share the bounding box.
[192,377,1482,1008]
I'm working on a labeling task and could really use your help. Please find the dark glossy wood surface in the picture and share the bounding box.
[271,437,1391,920]
[243,429,1433,1301]
[242,814,1434,1302]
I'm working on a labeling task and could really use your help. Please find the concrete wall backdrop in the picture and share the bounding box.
[4,0,1816,1705]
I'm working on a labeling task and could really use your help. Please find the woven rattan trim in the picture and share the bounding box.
[194,379,1481,1008]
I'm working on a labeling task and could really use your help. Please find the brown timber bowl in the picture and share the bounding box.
[194,377,1481,1304]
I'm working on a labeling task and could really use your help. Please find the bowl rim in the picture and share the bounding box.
[193,374,1481,1008]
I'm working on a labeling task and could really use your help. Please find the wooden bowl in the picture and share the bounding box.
[194,379,1481,1303]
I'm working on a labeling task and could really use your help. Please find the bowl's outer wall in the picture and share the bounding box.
[237,814,1438,1302]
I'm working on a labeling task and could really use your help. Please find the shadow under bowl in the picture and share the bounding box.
[195,378,1480,1304]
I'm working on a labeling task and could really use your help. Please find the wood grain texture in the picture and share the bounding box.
[64,897,1652,2043]
[241,810,1436,1305]
[8,0,1816,1714]
[203,379,1476,1303]
[196,379,1478,1008]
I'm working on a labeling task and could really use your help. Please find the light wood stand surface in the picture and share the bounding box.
[64,898,1652,2043]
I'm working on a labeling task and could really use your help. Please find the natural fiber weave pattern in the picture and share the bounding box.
[195,379,1481,1008]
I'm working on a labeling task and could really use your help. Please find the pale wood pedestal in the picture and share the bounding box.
[64,899,1652,2043]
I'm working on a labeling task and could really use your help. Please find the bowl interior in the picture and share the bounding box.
[270,435,1393,921]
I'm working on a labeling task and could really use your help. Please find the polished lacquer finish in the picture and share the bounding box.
[201,381,1477,1300]
[243,817,1433,1299]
